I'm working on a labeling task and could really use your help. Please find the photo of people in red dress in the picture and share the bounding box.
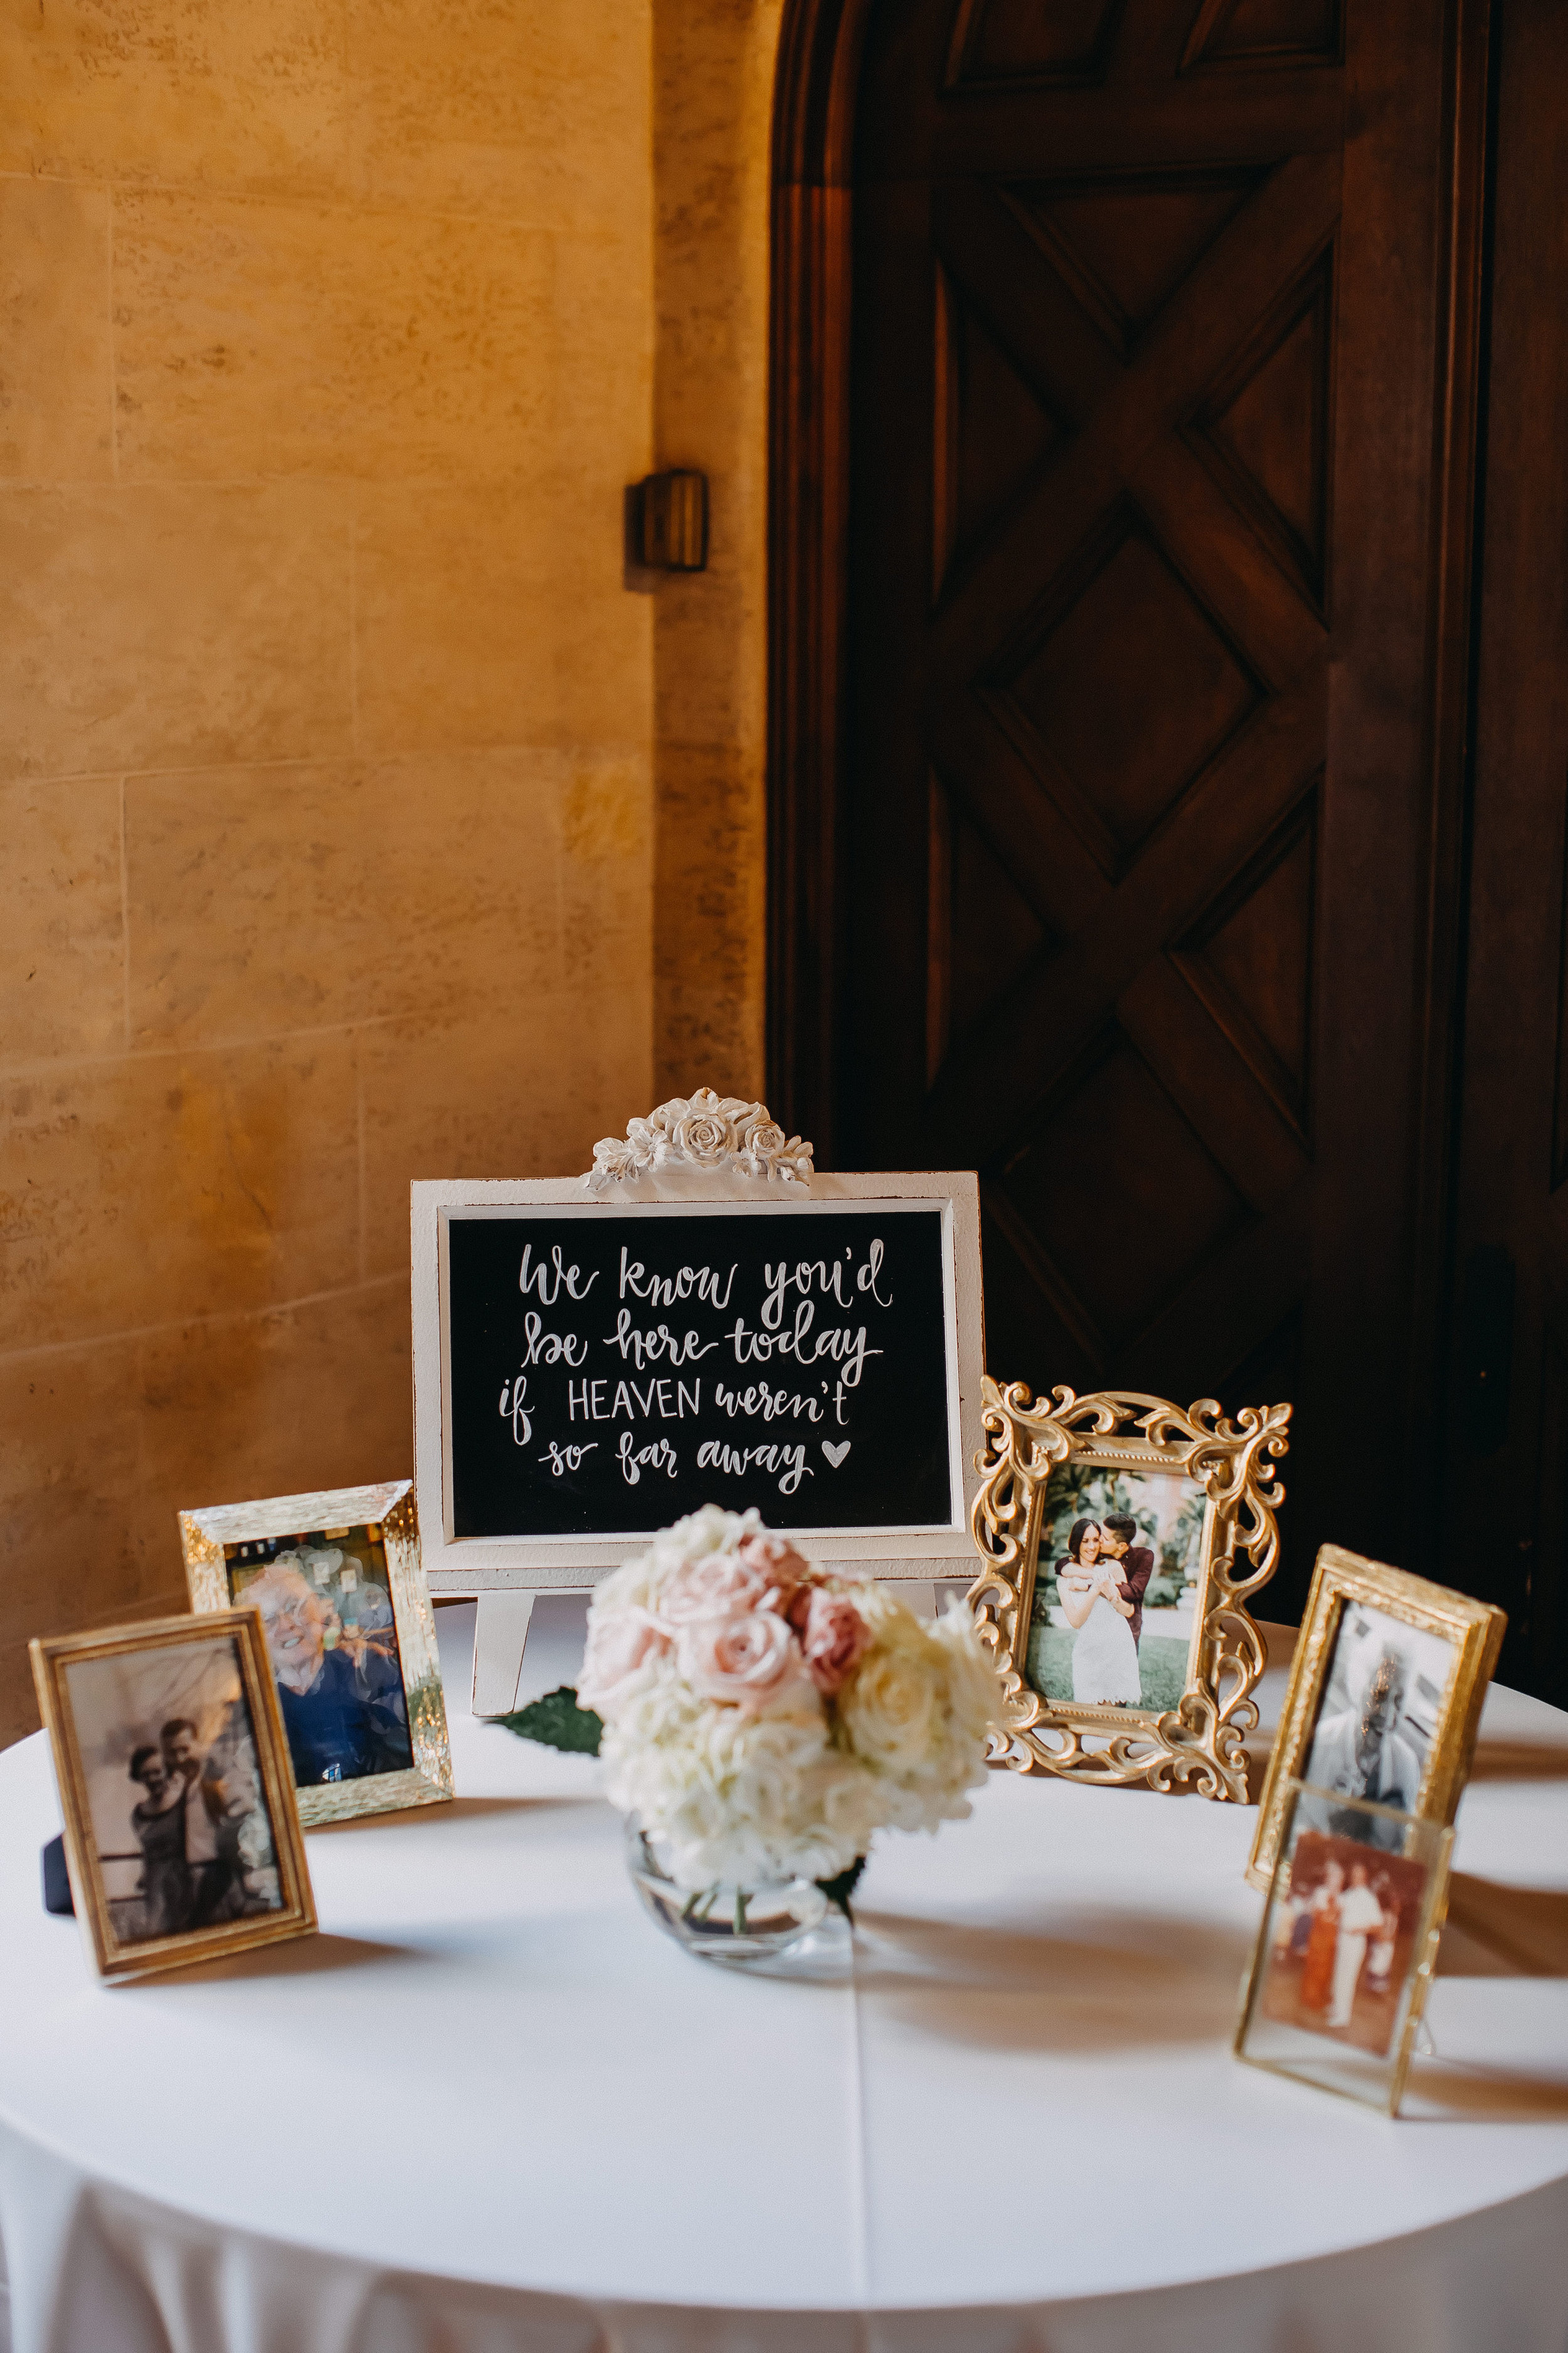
[1258,1830,1428,2057]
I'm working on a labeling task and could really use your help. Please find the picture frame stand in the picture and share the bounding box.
[41,1834,73,1916]
[470,1579,955,1718]
[1236,1778,1454,2116]
[472,1590,541,1718]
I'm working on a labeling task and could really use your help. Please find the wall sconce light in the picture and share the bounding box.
[633,470,709,571]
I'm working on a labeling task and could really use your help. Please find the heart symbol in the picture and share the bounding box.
[822,1440,850,1469]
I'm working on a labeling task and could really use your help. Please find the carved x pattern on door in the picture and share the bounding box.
[916,140,1342,1379]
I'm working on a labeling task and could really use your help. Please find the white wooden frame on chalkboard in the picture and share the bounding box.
[410,1170,985,1617]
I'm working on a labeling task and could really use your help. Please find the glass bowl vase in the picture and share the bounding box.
[624,1817,837,1969]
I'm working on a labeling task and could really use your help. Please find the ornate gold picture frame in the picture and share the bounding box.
[181,1479,453,1828]
[31,1608,316,1984]
[1246,1544,1505,1891]
[967,1380,1291,1798]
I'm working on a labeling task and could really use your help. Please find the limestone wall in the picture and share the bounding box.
[651,0,781,1100]
[0,0,660,1740]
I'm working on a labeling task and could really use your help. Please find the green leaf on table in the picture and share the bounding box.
[816,1854,867,1920]
[499,1684,603,1755]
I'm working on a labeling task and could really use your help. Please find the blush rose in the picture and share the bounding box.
[798,1590,869,1695]
[659,1551,775,1626]
[577,1606,671,1713]
[677,1608,810,1713]
[736,1533,813,1616]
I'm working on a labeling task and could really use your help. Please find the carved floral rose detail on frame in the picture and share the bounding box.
[669,1106,731,1163]
[586,1089,815,1191]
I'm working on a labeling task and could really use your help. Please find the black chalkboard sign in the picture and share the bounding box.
[443,1205,955,1538]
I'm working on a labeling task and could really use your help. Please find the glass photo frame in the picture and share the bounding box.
[1236,1778,1454,2116]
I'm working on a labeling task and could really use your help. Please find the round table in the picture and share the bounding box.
[3,1607,1567,2353]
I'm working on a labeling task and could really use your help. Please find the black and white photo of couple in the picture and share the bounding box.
[68,1636,285,1947]
[1026,1467,1209,1714]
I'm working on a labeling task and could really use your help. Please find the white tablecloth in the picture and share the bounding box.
[3,1605,1567,2353]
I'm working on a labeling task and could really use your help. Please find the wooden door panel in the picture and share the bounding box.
[860,77,1345,183]
[1116,957,1310,1204]
[934,182,1115,428]
[794,0,1481,1617]
[934,270,1063,592]
[928,173,1340,698]
[948,0,1128,86]
[919,794,1328,1174]
[928,660,1326,994]
[1180,0,1342,72]
[1435,0,1568,1698]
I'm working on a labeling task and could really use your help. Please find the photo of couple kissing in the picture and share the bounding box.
[1026,1466,1207,1716]
[1056,1514,1148,1706]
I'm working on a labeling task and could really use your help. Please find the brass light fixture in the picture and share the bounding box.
[634,469,709,571]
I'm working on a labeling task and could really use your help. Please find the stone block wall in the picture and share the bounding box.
[0,0,659,1741]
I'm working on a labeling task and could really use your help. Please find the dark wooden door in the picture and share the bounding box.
[1436,0,1568,1702]
[830,0,1482,1618]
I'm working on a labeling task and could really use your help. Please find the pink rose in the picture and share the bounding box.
[798,1590,868,1696]
[677,1608,810,1712]
[737,1534,813,1615]
[658,1551,776,1627]
[577,1607,670,1713]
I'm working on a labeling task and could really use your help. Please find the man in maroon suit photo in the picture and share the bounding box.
[1097,1516,1155,1669]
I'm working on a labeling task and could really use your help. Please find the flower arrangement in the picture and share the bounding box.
[576,1505,999,1895]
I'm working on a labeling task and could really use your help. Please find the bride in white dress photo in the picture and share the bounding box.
[1056,1519,1142,1706]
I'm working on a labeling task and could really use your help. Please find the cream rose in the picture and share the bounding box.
[840,1627,941,1773]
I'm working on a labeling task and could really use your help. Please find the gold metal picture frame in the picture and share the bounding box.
[1247,1543,1505,1892]
[31,1608,316,1984]
[180,1479,453,1827]
[967,1379,1291,1798]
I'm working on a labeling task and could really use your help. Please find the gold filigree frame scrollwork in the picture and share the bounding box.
[967,1379,1291,1800]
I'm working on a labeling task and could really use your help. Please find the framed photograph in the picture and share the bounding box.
[30,1609,315,1983]
[968,1380,1292,1798]
[180,1479,453,1828]
[1236,1779,1454,2115]
[410,1169,985,1591]
[1248,1542,1505,1891]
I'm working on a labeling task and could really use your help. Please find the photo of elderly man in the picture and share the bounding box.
[1300,1601,1453,1849]
[230,1529,413,1788]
